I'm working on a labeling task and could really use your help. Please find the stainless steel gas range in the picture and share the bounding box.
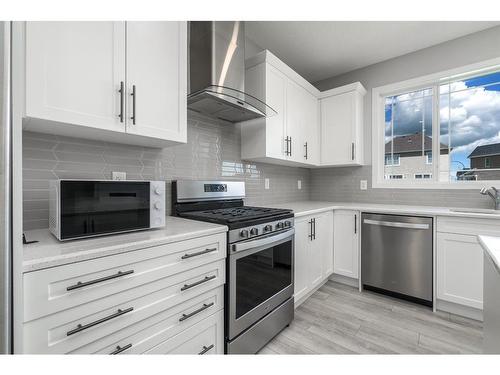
[173,180,295,354]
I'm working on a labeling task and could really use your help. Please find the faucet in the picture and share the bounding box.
[480,187,500,210]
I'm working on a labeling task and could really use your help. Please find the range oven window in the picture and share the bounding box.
[235,240,292,319]
[60,181,150,239]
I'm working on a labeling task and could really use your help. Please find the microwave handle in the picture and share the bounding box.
[231,229,295,253]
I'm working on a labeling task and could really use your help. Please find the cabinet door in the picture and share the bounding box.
[333,210,359,279]
[285,80,306,163]
[294,218,311,303]
[320,92,355,165]
[437,232,483,309]
[265,65,287,159]
[125,21,187,143]
[26,22,125,132]
[303,93,320,165]
[315,211,334,278]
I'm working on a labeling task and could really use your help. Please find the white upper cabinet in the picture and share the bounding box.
[319,83,366,166]
[25,22,126,134]
[24,21,187,147]
[125,22,187,144]
[240,50,363,168]
[240,50,320,167]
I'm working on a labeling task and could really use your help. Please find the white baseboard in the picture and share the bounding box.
[329,273,359,288]
[436,299,483,321]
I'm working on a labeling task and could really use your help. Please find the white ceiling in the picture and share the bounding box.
[245,21,500,83]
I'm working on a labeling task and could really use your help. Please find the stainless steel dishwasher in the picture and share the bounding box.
[361,213,433,306]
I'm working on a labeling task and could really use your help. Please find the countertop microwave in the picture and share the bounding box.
[49,180,166,241]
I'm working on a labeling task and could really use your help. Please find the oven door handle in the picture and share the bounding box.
[231,229,295,253]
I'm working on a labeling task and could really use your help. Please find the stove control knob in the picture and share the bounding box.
[250,228,259,236]
[264,225,273,232]
[276,222,284,230]
[154,202,162,210]
[240,229,249,238]
[154,188,162,195]
[284,220,292,227]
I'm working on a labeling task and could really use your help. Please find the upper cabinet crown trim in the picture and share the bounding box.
[246,50,321,98]
[320,82,367,98]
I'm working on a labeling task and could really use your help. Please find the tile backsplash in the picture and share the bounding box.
[23,113,311,230]
[310,166,494,209]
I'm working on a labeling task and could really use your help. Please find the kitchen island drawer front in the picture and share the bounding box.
[145,310,223,354]
[437,217,500,236]
[24,285,224,354]
[24,233,226,322]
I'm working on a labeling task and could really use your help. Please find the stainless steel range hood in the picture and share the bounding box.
[188,21,276,123]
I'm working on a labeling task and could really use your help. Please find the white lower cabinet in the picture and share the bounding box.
[437,232,484,310]
[333,210,359,279]
[436,217,500,313]
[294,210,334,306]
[22,233,226,354]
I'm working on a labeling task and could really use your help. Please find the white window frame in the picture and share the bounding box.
[372,56,500,189]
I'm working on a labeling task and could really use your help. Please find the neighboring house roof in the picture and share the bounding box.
[468,143,500,159]
[385,132,447,154]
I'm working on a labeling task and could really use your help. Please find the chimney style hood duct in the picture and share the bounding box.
[188,21,276,123]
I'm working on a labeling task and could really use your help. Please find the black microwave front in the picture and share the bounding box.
[49,180,165,241]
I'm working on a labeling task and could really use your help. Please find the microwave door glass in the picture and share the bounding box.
[60,181,150,239]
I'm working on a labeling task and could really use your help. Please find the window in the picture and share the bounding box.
[485,157,492,168]
[415,173,432,179]
[373,59,500,188]
[385,154,400,166]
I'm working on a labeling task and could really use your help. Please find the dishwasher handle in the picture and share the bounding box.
[363,219,430,230]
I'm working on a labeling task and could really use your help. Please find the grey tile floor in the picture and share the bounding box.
[259,281,483,354]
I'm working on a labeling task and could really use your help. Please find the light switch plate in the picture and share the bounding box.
[360,180,367,190]
[265,178,270,190]
[298,180,302,190]
[112,171,127,181]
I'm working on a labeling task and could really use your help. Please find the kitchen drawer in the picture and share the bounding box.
[144,310,223,354]
[23,264,224,353]
[24,232,226,322]
[437,216,500,236]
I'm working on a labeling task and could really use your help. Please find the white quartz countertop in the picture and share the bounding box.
[23,216,228,273]
[479,235,500,273]
[270,201,500,219]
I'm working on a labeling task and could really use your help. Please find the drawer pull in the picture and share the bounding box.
[181,247,217,260]
[198,344,214,355]
[67,307,133,336]
[66,270,134,291]
[181,275,216,291]
[110,343,132,355]
[179,302,214,322]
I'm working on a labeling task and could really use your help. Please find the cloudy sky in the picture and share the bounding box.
[385,71,500,179]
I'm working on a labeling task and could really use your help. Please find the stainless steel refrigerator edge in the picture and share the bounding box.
[361,213,433,305]
[0,21,13,354]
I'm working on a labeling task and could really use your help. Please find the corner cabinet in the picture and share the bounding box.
[319,83,366,166]
[294,210,334,307]
[23,21,187,148]
[240,50,320,167]
[333,210,360,279]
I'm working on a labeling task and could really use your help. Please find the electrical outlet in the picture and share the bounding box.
[265,178,270,190]
[298,180,302,190]
[112,171,127,181]
[360,180,368,190]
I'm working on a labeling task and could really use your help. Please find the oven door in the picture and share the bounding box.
[228,228,294,340]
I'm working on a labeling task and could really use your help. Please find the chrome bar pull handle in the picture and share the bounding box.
[118,81,124,123]
[351,142,355,160]
[304,142,308,159]
[181,247,217,260]
[67,307,133,336]
[198,344,214,355]
[110,343,132,355]
[181,275,216,291]
[179,302,214,322]
[130,85,136,125]
[354,214,357,234]
[66,270,134,291]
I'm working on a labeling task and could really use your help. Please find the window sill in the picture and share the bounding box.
[372,181,500,189]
